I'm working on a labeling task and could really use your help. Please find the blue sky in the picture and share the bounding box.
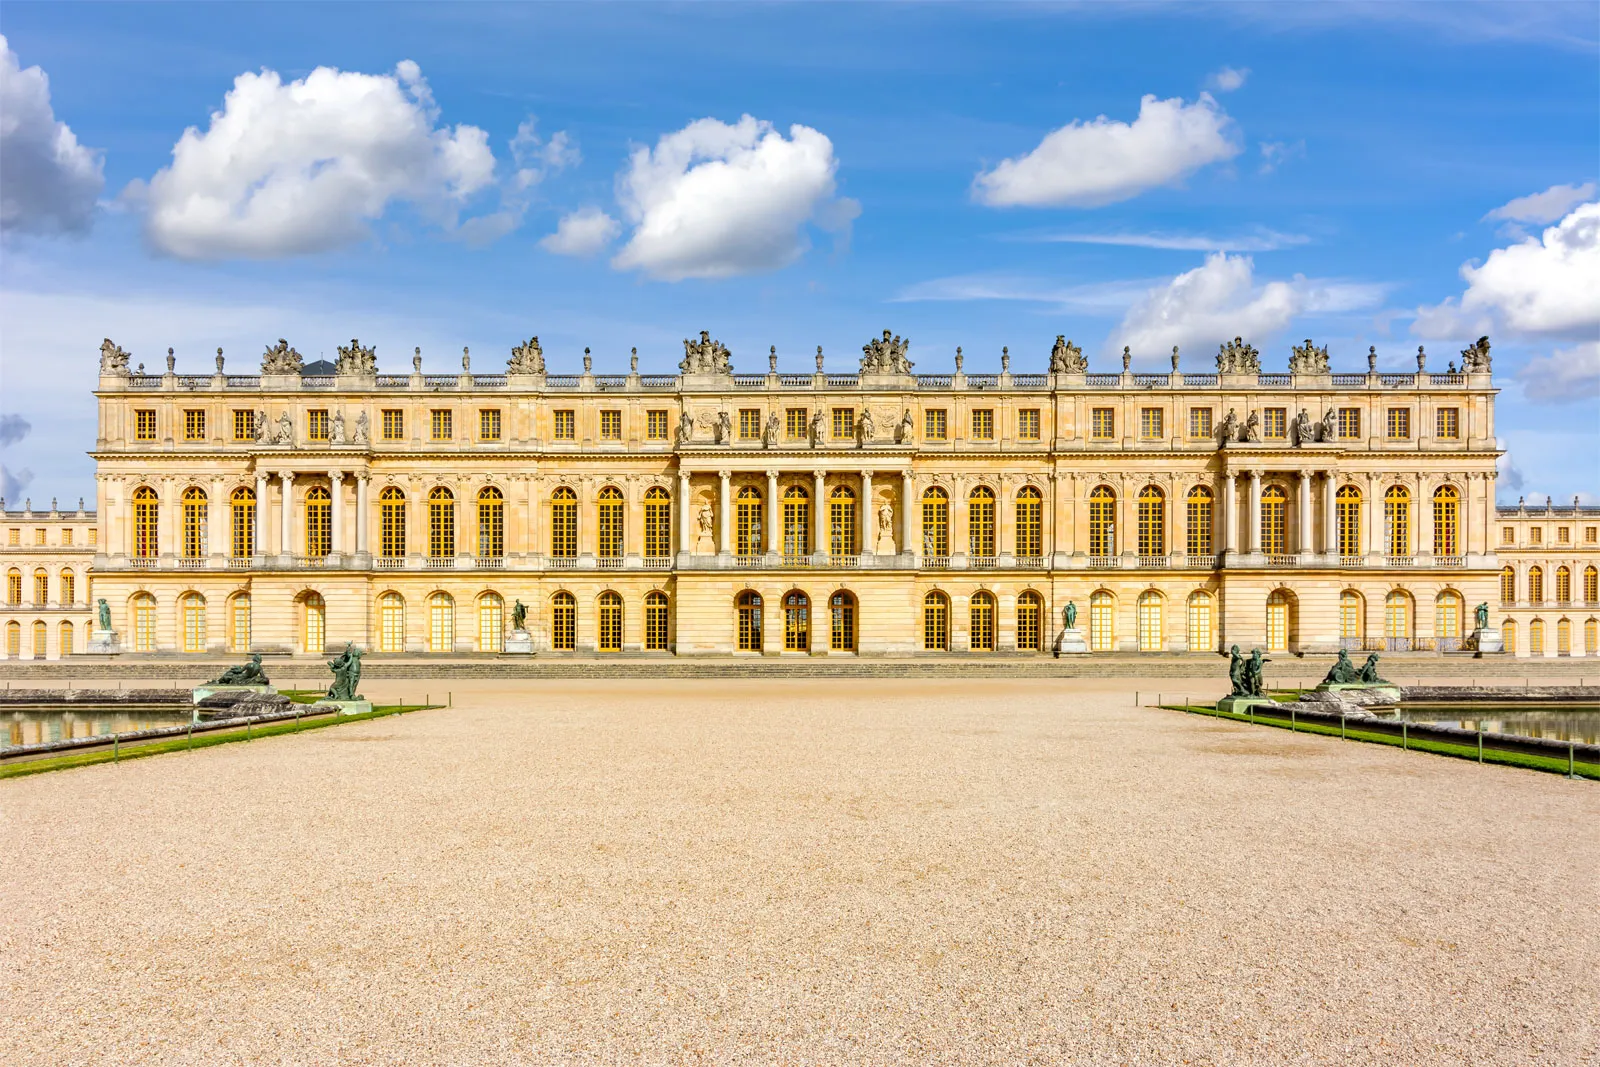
[2,1,1596,506]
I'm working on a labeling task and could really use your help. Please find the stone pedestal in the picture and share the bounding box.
[1468,627,1503,655]
[86,628,120,654]
[874,530,896,555]
[1052,627,1089,656]
[1313,681,1403,705]
[310,699,373,717]
[191,683,275,704]
[1216,695,1277,715]
[504,629,534,654]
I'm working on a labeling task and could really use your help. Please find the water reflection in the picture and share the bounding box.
[5,707,194,750]
[1388,705,1600,745]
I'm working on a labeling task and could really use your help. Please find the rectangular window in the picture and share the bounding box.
[600,410,622,440]
[1587,526,1597,544]
[971,409,994,440]
[430,409,453,440]
[553,410,576,440]
[1140,407,1164,440]
[480,409,502,441]
[1502,526,1515,544]
[233,409,253,441]
[1557,525,1570,544]
[739,408,762,440]
[831,407,854,438]
[135,409,157,441]
[1530,527,1542,544]
[382,409,404,440]
[1090,408,1115,440]
[1263,408,1286,439]
[647,410,669,440]
[924,409,948,440]
[1386,407,1411,439]
[35,528,47,545]
[1189,408,1213,439]
[1436,407,1460,439]
[7,528,17,545]
[307,409,329,441]
[1017,409,1040,440]
[88,528,97,546]
[1338,408,1361,439]
[62,528,73,545]
[184,409,206,441]
[785,408,808,439]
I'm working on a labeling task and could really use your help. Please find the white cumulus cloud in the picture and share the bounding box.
[1516,340,1600,404]
[1484,181,1596,224]
[135,59,501,259]
[972,93,1240,208]
[1208,66,1250,92]
[610,115,856,281]
[0,35,104,235]
[541,206,621,258]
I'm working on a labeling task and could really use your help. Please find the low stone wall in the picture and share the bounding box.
[0,687,190,706]
[1,703,339,760]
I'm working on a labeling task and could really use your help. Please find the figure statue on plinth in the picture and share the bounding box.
[1065,601,1077,630]
[1474,602,1489,631]
[1228,645,1247,696]
[326,643,364,701]
[1322,648,1359,685]
[1246,649,1270,696]
[97,598,112,632]
[511,600,528,632]
[209,653,270,687]
[1358,653,1387,685]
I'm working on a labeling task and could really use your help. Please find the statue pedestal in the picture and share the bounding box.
[310,699,373,717]
[1216,695,1277,715]
[1468,627,1503,655]
[192,683,275,704]
[874,531,896,555]
[1053,627,1089,655]
[694,533,715,554]
[1313,681,1402,704]
[505,629,534,654]
[87,628,120,654]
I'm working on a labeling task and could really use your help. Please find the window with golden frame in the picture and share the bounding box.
[1090,408,1114,440]
[968,486,995,557]
[645,591,670,650]
[1528,566,1544,603]
[553,410,576,440]
[1188,407,1213,439]
[133,486,159,557]
[184,409,206,441]
[924,408,948,440]
[1088,485,1115,557]
[782,485,810,557]
[1016,591,1043,651]
[1384,485,1410,556]
[1436,407,1459,439]
[922,592,948,651]
[829,591,855,651]
[736,591,762,651]
[1015,487,1043,557]
[1260,485,1287,555]
[307,409,329,441]
[378,593,404,652]
[646,410,669,440]
[831,407,855,439]
[1338,407,1361,439]
[1263,408,1286,439]
[597,487,624,558]
[380,487,406,557]
[304,486,331,556]
[921,487,949,556]
[1186,486,1213,556]
[644,487,672,557]
[736,485,764,557]
[1499,566,1516,603]
[1137,485,1165,556]
[828,486,855,556]
[599,410,622,440]
[477,486,504,558]
[382,409,404,440]
[970,409,994,440]
[427,486,455,558]
[135,409,157,441]
[1432,485,1459,555]
[181,486,208,558]
[1337,485,1362,556]
[430,409,453,441]
[785,407,808,439]
[738,409,762,440]
[1017,409,1040,440]
[1386,407,1411,439]
[551,592,576,651]
[1139,408,1164,440]
[598,592,623,652]
[969,592,995,651]
[550,487,577,557]
[233,409,253,441]
[480,409,502,441]
[231,486,255,558]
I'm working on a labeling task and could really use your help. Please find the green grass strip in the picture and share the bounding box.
[1165,704,1600,779]
[0,703,438,780]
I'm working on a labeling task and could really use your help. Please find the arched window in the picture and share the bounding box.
[5,568,20,605]
[1340,590,1364,649]
[380,487,406,558]
[644,487,672,559]
[969,590,995,651]
[231,486,256,558]
[32,620,47,658]
[1185,487,1213,557]
[1436,591,1462,646]
[132,592,157,652]
[5,621,19,657]
[133,486,159,558]
[1586,566,1599,604]
[1089,591,1114,651]
[230,593,251,653]
[32,568,48,606]
[1500,566,1517,603]
[736,486,764,558]
[1016,591,1043,652]
[303,592,325,654]
[596,487,624,559]
[379,593,405,652]
[1137,485,1165,557]
[1016,487,1043,558]
[598,591,623,652]
[1501,619,1516,654]
[1529,618,1545,655]
[428,592,455,652]
[182,486,208,559]
[551,592,576,651]
[922,487,949,557]
[59,621,73,657]
[737,591,763,652]
[1088,486,1115,558]
[1137,591,1163,651]
[1261,485,1287,556]
[1336,485,1362,557]
[783,590,810,651]
[181,592,207,652]
[1187,591,1214,653]
[428,487,455,559]
[1383,486,1411,557]
[477,487,504,559]
[829,590,856,652]
[1528,566,1544,604]
[1556,618,1571,656]
[922,592,949,651]
[1267,590,1293,652]
[968,486,996,558]
[60,569,75,606]
[1585,618,1598,656]
[304,486,331,557]
[829,485,856,557]
[1432,485,1459,556]
[1556,566,1572,604]
[644,591,670,651]
[1384,591,1412,649]
[550,487,577,558]
[478,592,503,653]
[783,485,809,558]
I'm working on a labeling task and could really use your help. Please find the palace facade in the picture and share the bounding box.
[4,329,1589,660]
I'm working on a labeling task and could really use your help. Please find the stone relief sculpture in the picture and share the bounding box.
[1215,337,1261,374]
[680,331,732,375]
[1243,410,1261,443]
[274,412,294,445]
[1049,336,1085,373]
[1460,336,1492,373]
[860,329,913,375]
[762,412,779,448]
[715,410,732,445]
[330,410,346,444]
[326,643,363,701]
[1292,408,1315,447]
[508,337,545,374]
[675,411,694,446]
[855,408,875,446]
[99,338,131,375]
[335,338,377,375]
[1217,408,1239,445]
[1289,338,1330,375]
[1319,407,1337,443]
[897,409,915,444]
[809,410,825,448]
[261,338,304,375]
[353,411,370,445]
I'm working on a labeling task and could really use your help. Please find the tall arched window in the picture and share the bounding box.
[303,592,325,654]
[1089,486,1115,558]
[428,592,454,652]
[1137,485,1165,557]
[59,621,73,657]
[829,590,856,652]
[478,592,503,652]
[644,591,670,650]
[969,590,996,651]
[1016,591,1043,652]
[5,621,19,656]
[922,487,949,557]
[1266,590,1293,652]
[60,569,75,606]
[477,487,504,558]
[181,593,207,652]
[1089,591,1114,651]
[644,487,672,558]
[737,591,763,651]
[133,486,159,558]
[1585,566,1598,604]
[1261,485,1287,555]
[1137,591,1163,651]
[33,568,48,606]
[428,487,455,559]
[1529,618,1545,655]
[1015,487,1043,558]
[380,487,406,558]
[783,590,810,651]
[597,486,624,559]
[32,620,47,658]
[304,486,331,557]
[230,593,251,653]
[1384,591,1412,650]
[1436,592,1462,647]
[968,486,996,558]
[6,568,20,605]
[598,591,623,652]
[551,592,576,651]
[1340,590,1364,649]
[132,593,157,652]
[1187,591,1214,652]
[379,592,405,652]
[736,486,764,557]
[922,592,949,651]
[231,486,256,558]
[1501,619,1516,654]
[1556,618,1571,656]
[782,486,810,557]
[1337,485,1362,557]
[1432,485,1459,556]
[1185,486,1213,557]
[1500,566,1517,603]
[829,486,856,557]
[182,486,207,559]
[1383,486,1411,557]
[549,487,578,557]
[1528,566,1544,604]
[1556,566,1572,604]
[1585,618,1598,656]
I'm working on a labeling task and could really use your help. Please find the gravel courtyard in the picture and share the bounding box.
[3,678,1596,1066]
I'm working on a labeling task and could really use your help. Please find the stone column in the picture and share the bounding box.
[1365,473,1381,559]
[356,473,369,557]
[208,477,225,558]
[254,473,268,558]
[1297,470,1312,555]
[717,470,731,555]
[1222,472,1238,555]
[280,471,295,556]
[1322,472,1337,556]
[1416,475,1433,557]
[812,469,826,555]
[329,471,345,556]
[860,470,874,555]
[678,472,692,554]
[1247,470,1262,555]
[902,471,915,558]
[766,470,780,555]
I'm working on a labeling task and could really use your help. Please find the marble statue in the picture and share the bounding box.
[715,410,732,445]
[809,410,825,448]
[1292,408,1315,447]
[763,412,780,448]
[330,410,346,444]
[680,331,733,375]
[855,408,875,446]
[676,411,694,446]
[1319,407,1337,443]
[1322,648,1359,685]
[99,338,131,375]
[1243,410,1261,443]
[1290,338,1330,374]
[335,338,377,375]
[878,502,894,536]
[1460,336,1492,373]
[511,600,528,632]
[860,329,913,374]
[326,643,364,701]
[353,411,370,445]
[274,411,294,445]
[254,410,268,442]
[209,654,270,687]
[1218,409,1239,445]
[897,409,915,444]
[1049,335,1085,373]
[261,338,303,375]
[1216,337,1261,374]
[97,598,112,631]
[1358,653,1388,684]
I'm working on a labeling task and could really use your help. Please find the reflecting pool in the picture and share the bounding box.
[1387,705,1600,745]
[4,707,194,750]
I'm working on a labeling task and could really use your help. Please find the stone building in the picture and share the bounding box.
[1,499,98,659]
[1492,497,1600,658]
[6,330,1586,660]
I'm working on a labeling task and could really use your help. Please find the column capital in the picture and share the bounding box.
[765,469,779,480]
[328,470,345,482]
[717,469,731,481]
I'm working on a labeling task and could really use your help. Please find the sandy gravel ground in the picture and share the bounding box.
[3,678,1596,1066]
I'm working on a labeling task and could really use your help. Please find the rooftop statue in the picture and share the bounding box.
[1049,335,1086,373]
[1460,335,1492,373]
[1290,338,1330,375]
[209,653,271,687]
[681,330,732,375]
[1216,336,1261,374]
[508,336,545,374]
[860,329,913,375]
[99,338,131,375]
[335,338,377,375]
[261,338,304,375]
